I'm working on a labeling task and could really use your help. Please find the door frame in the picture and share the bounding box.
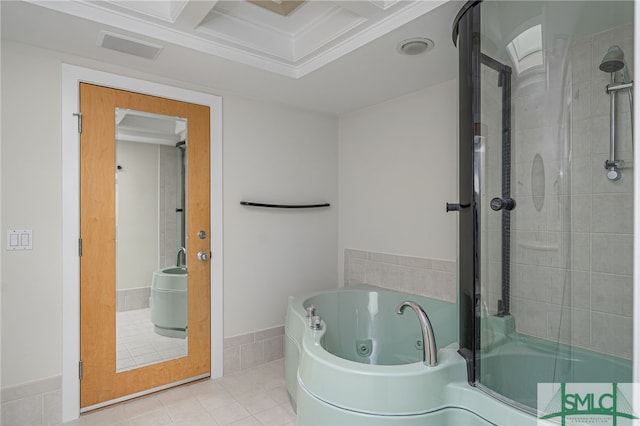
[61,64,223,422]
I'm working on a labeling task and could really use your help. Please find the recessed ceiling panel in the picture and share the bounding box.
[105,0,188,23]
[247,0,306,17]
[199,1,365,62]
[197,9,296,60]
[22,0,448,78]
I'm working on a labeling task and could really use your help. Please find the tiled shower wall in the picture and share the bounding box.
[487,23,634,360]
[344,249,457,303]
[159,144,181,269]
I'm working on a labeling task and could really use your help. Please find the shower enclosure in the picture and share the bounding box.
[453,0,634,414]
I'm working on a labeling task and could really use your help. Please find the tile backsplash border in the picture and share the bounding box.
[1,376,61,426]
[116,286,150,312]
[3,325,286,425]
[344,249,457,303]
[223,325,285,375]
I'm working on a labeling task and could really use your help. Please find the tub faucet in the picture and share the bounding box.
[176,247,186,267]
[396,301,438,367]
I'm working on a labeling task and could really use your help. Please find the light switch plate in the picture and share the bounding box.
[7,229,32,250]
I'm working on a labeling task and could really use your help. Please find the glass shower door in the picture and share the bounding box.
[458,0,635,415]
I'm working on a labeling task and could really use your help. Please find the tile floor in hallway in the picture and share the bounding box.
[116,308,188,372]
[64,359,295,426]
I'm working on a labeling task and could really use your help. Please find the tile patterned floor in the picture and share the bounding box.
[116,308,188,371]
[64,359,295,426]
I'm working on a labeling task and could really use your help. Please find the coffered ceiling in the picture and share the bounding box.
[26,0,448,78]
[1,0,462,114]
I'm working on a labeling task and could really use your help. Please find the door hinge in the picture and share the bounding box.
[73,112,83,134]
[79,360,83,380]
[79,238,83,257]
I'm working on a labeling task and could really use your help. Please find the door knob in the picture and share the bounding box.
[490,197,516,211]
[197,251,210,261]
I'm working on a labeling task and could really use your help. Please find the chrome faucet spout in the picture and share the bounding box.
[176,247,186,267]
[396,301,438,367]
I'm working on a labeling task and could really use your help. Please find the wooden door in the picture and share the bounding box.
[79,83,211,409]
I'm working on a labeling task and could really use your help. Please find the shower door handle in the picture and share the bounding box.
[446,202,470,212]
[490,197,516,211]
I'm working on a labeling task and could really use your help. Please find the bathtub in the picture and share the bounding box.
[150,266,187,338]
[285,286,611,425]
[479,331,632,412]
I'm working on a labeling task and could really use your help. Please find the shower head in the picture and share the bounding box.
[599,45,626,73]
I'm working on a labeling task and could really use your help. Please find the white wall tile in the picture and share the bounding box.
[591,312,632,359]
[571,195,592,233]
[591,272,633,316]
[571,271,591,310]
[222,326,285,374]
[511,298,548,338]
[240,342,264,370]
[1,395,42,426]
[591,193,633,234]
[547,304,572,344]
[225,334,254,349]
[571,39,593,84]
[344,249,457,303]
[254,326,285,342]
[224,346,241,375]
[591,233,633,275]
[570,308,591,348]
[263,336,284,363]
[43,391,61,426]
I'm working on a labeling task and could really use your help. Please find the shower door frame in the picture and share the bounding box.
[479,54,513,318]
[455,0,640,409]
[455,0,481,384]
[454,0,514,385]
[455,0,640,404]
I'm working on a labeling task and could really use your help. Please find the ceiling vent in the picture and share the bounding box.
[397,38,434,56]
[97,31,164,60]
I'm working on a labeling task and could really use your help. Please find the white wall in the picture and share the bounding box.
[1,40,339,388]
[338,79,458,286]
[223,96,339,336]
[2,42,63,388]
[116,140,160,291]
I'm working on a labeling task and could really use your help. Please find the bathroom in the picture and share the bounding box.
[115,108,189,370]
[1,0,638,425]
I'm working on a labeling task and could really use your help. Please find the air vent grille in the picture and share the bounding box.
[97,31,163,60]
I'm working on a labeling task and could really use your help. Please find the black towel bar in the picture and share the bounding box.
[240,201,330,209]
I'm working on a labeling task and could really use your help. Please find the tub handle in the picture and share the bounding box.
[310,315,322,330]
[306,305,316,318]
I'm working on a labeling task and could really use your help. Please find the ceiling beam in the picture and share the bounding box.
[331,0,385,19]
[246,1,306,17]
[173,0,219,30]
